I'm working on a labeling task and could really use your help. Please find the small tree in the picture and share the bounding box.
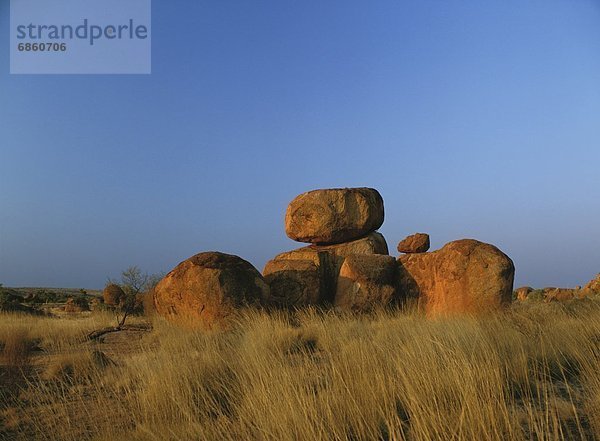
[106,266,164,327]
[120,266,149,297]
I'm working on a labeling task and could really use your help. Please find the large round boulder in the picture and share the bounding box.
[285,187,384,244]
[397,239,515,316]
[154,252,270,328]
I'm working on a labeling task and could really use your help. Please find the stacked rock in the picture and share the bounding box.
[263,187,394,310]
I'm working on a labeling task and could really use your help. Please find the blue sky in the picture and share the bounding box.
[1,0,599,289]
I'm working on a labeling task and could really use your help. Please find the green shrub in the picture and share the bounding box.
[71,296,90,309]
[0,290,21,309]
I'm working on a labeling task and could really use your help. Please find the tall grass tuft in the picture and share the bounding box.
[1,329,34,370]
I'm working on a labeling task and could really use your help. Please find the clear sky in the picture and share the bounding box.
[1,0,599,289]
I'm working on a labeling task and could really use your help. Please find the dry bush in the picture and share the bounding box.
[2,300,600,440]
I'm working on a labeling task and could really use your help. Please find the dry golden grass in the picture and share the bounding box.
[1,329,34,370]
[1,299,600,440]
[0,311,116,353]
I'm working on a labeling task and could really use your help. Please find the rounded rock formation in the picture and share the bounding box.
[397,239,515,316]
[263,259,322,307]
[103,284,125,307]
[63,297,90,313]
[153,252,270,328]
[90,297,102,310]
[335,254,397,312]
[274,231,389,266]
[285,187,384,244]
[544,288,578,302]
[584,274,600,295]
[264,232,389,305]
[397,233,430,254]
[515,286,533,301]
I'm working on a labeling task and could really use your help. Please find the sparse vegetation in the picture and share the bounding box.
[0,290,22,312]
[1,299,600,440]
[105,266,164,326]
[1,329,35,371]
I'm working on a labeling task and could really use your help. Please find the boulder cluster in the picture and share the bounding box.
[265,187,392,311]
[153,187,516,328]
[515,273,600,302]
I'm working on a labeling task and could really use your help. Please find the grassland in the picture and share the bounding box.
[1,299,600,440]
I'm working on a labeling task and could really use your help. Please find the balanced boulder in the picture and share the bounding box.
[335,254,397,312]
[154,252,270,328]
[397,233,430,253]
[285,187,384,244]
[398,239,515,316]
